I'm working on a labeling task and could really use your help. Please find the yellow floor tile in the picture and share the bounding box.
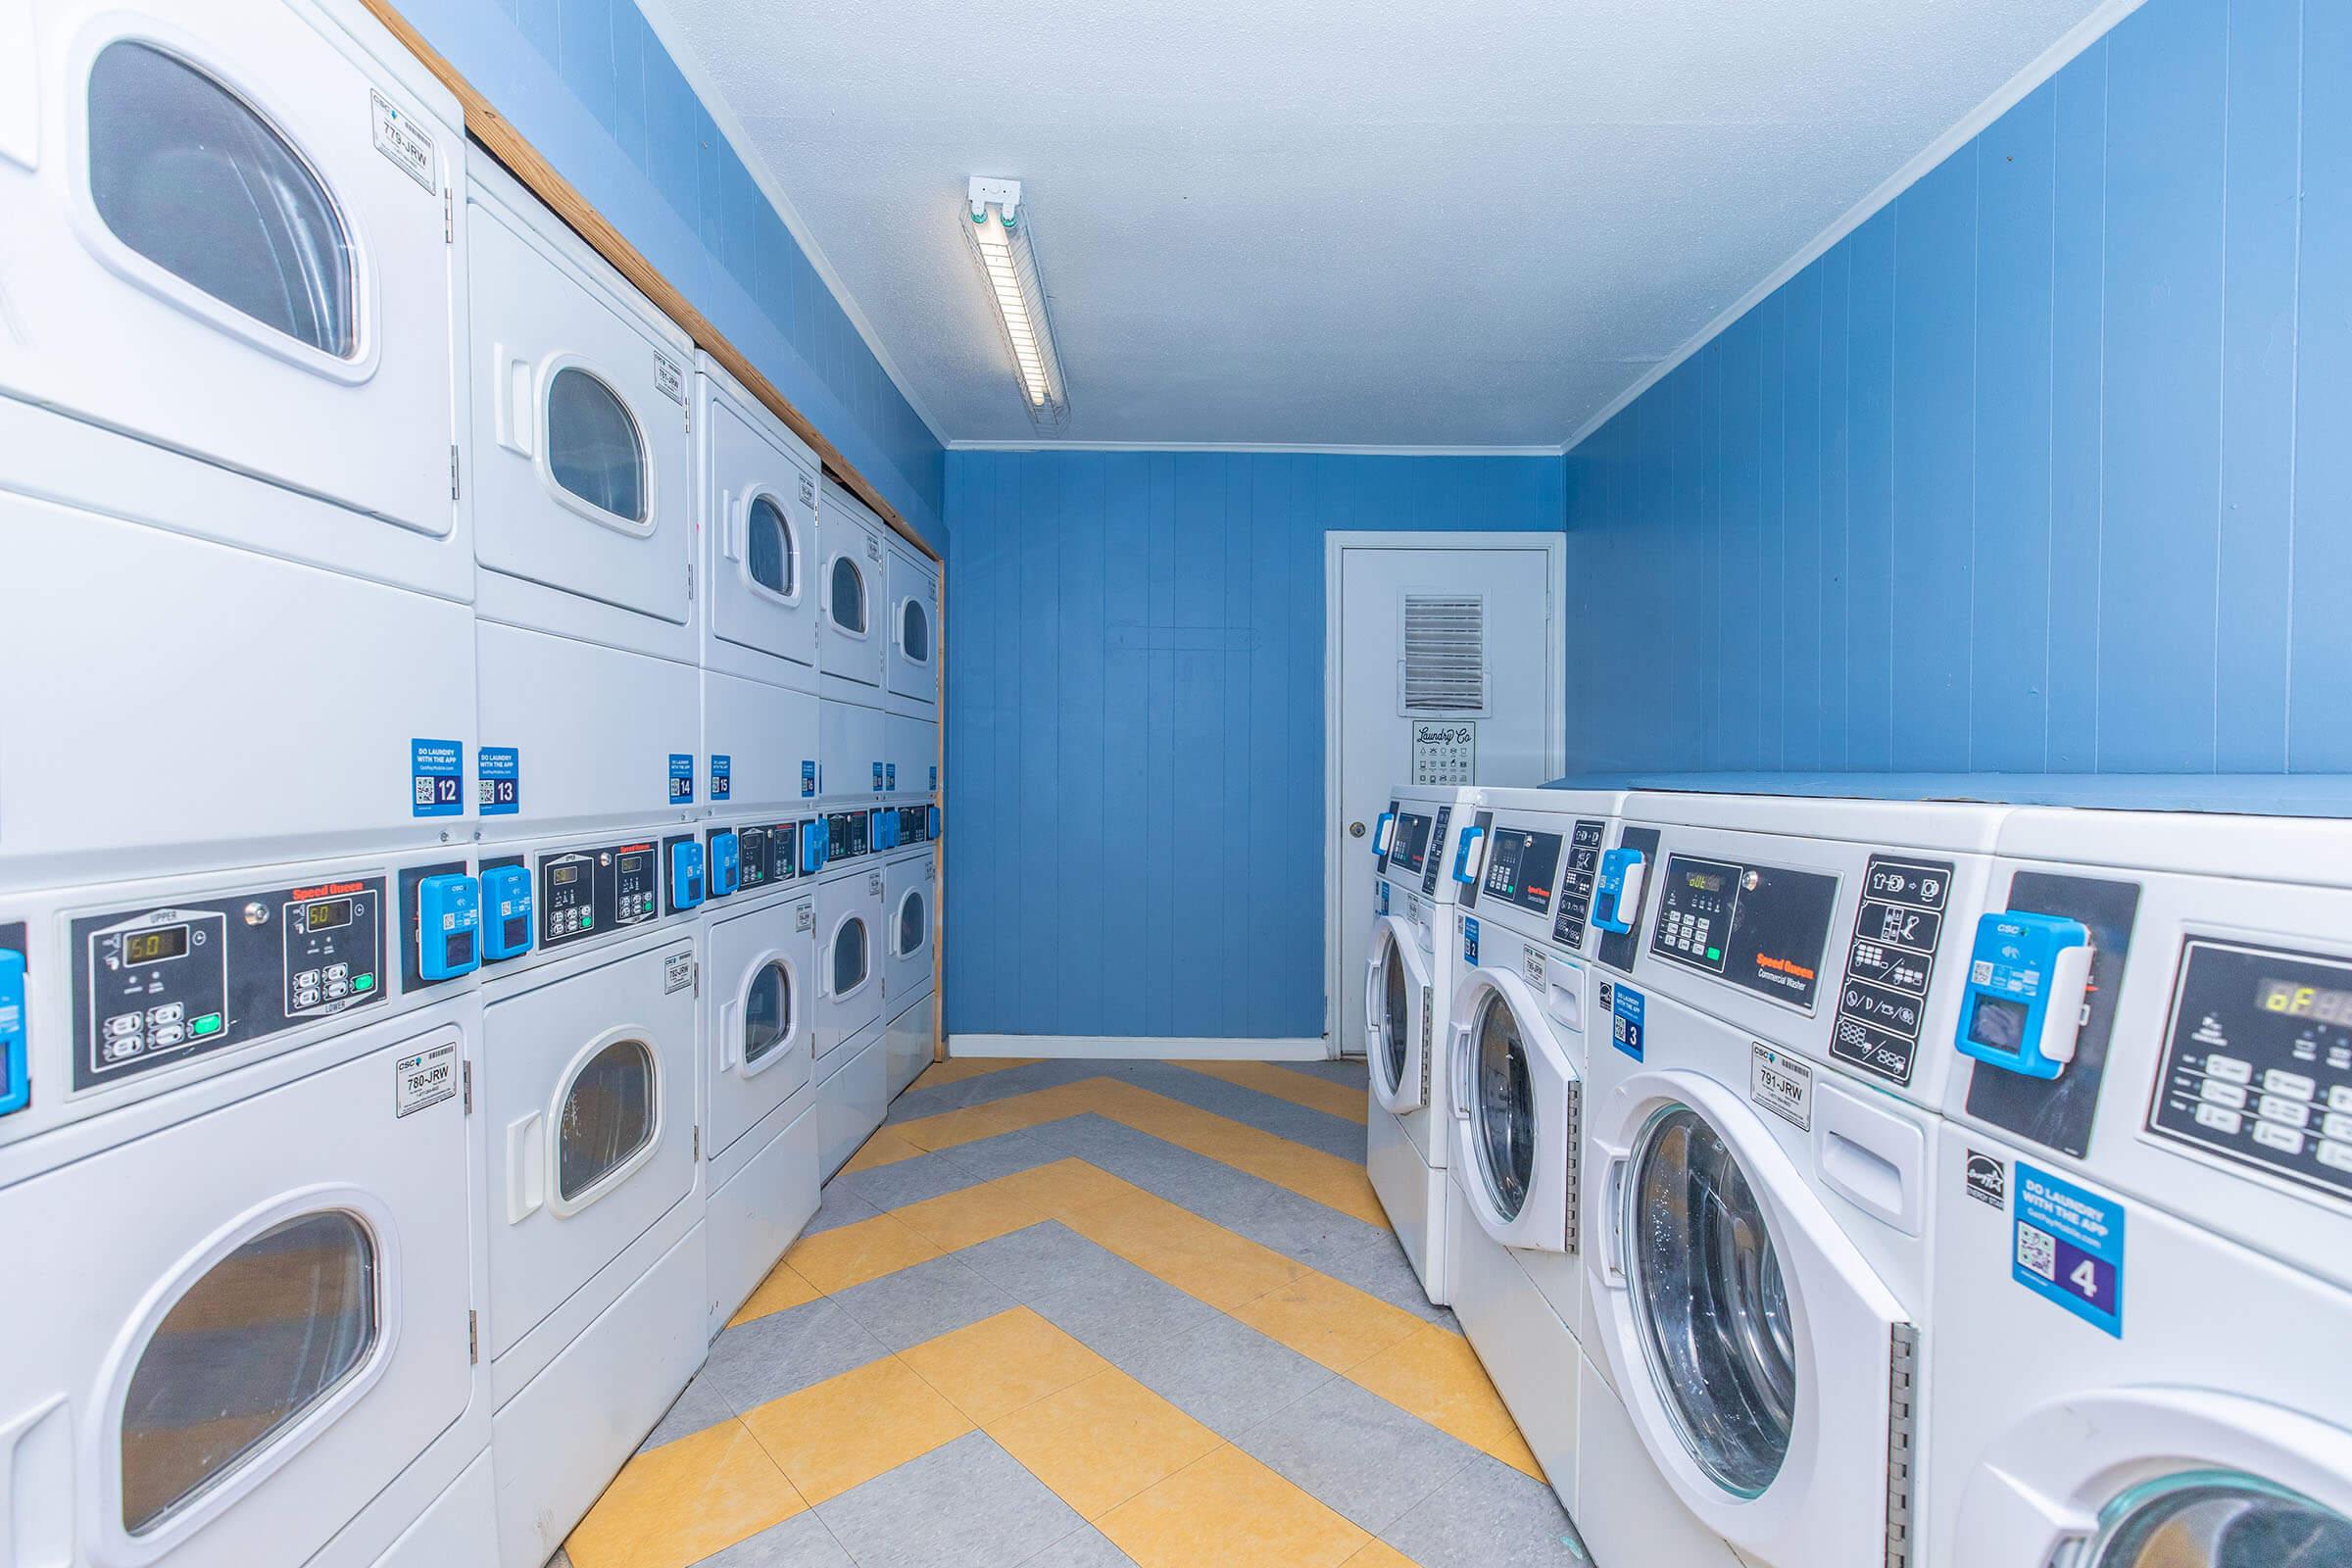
[912,1055,1038,1089]
[725,1257,824,1328]
[1173,1060,1370,1125]
[839,1126,926,1173]
[900,1306,1110,1424]
[1099,1445,1370,1568]
[781,1211,943,1295]
[1231,1273,1428,1374]
[985,1367,1224,1520]
[891,1180,1048,1251]
[741,1355,973,1505]
[1086,1080,1392,1227]
[1343,1541,1421,1567]
[1059,1190,1304,1311]
[988,1155,1148,1221]
[564,1418,806,1568]
[1346,1323,1544,1479]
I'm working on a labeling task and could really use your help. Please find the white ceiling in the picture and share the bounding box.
[654,0,2124,450]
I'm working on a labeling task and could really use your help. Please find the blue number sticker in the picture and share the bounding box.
[930,765,939,791]
[1461,916,1479,966]
[802,760,817,798]
[1609,980,1645,1061]
[478,745,519,816]
[872,761,885,792]
[2012,1162,2125,1337]
[411,739,464,818]
[886,763,898,792]
[710,754,732,802]
[668,753,695,806]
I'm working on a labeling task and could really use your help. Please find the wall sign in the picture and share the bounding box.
[1411,721,1476,786]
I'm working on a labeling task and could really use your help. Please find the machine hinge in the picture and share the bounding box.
[443,187,453,243]
[687,561,695,601]
[449,444,461,501]
[462,1059,473,1114]
[693,960,702,997]
[693,1124,702,1160]
[1419,991,1434,1102]
[1563,1079,1583,1256]
[467,1310,479,1364]
[1885,1320,1919,1568]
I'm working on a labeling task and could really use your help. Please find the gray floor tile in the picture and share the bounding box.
[937,1124,1080,1180]
[1029,1253,1224,1364]
[1111,1313,1335,1441]
[956,1221,1126,1302]
[825,1253,1014,1350]
[637,1370,736,1453]
[1275,1057,1371,1087]
[1314,1227,1456,1326]
[1213,1182,1393,1272]
[816,1432,1085,1568]
[886,1059,1102,1123]
[803,1185,884,1237]
[1379,1451,1594,1568]
[701,1298,893,1412]
[1235,1377,1480,1534]
[829,1148,993,1211]
[1018,1524,1139,1567]
[1123,1063,1368,1161]
[693,1511,856,1567]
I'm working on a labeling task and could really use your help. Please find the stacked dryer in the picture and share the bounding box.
[0,0,496,1559]
[464,155,710,1564]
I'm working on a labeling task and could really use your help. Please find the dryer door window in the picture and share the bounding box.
[1469,992,1534,1220]
[743,961,792,1065]
[547,367,649,525]
[1625,1104,1794,1498]
[900,596,931,664]
[748,494,798,598]
[87,41,356,360]
[119,1208,376,1535]
[833,917,871,994]
[2082,1472,2352,1567]
[1379,942,1411,1093]
[557,1038,657,1201]
[830,556,869,634]
[896,889,928,958]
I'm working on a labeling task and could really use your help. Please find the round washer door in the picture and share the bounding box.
[1447,968,1574,1253]
[2083,1472,2352,1567]
[1365,915,1430,1114]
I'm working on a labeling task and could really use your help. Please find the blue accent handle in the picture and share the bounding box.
[1451,825,1487,885]
[416,873,482,982]
[1372,811,1396,860]
[478,865,533,962]
[0,949,27,1117]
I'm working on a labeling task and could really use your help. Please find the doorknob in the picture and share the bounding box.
[1348,821,1366,838]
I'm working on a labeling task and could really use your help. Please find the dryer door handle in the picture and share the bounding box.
[506,1111,547,1223]
[493,345,536,458]
[718,1000,742,1073]
[0,1394,70,1568]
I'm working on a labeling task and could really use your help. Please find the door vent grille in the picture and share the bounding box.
[1400,595,1489,714]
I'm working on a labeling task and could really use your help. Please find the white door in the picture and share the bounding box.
[885,544,939,711]
[1449,967,1577,1252]
[703,372,819,678]
[483,941,697,1360]
[818,482,887,695]
[1365,914,1431,1114]
[0,1026,472,1568]
[1331,537,1562,1054]
[820,698,885,804]
[707,896,814,1162]
[814,868,884,1059]
[467,161,692,646]
[0,0,463,555]
[884,855,934,1004]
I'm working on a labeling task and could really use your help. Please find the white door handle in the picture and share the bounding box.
[0,1394,71,1568]
[506,1111,546,1223]
[1599,1153,1630,1284]
[493,347,535,458]
[718,1000,741,1072]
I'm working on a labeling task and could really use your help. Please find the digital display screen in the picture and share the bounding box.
[1683,867,1729,895]
[305,898,353,932]
[2257,978,2352,1024]
[552,864,581,887]
[618,854,647,876]
[1968,993,2030,1053]
[122,925,189,965]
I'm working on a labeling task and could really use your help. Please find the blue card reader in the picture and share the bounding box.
[669,840,706,911]
[1594,846,1647,934]
[709,828,741,899]
[417,873,481,982]
[479,864,533,961]
[1957,910,2093,1078]
[0,949,27,1117]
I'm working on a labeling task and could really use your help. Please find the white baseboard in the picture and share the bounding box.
[948,1034,1330,1062]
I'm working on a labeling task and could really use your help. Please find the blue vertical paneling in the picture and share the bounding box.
[1100,455,1153,1034]
[1563,0,2332,782]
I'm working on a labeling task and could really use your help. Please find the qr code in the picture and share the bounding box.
[2016,1222,2058,1281]
[414,776,435,807]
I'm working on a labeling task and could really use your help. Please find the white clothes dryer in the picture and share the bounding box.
[884,850,937,1010]
[697,356,821,693]
[702,663,820,858]
[817,480,889,702]
[887,711,940,806]
[814,863,886,1067]
[884,538,939,719]
[821,696,888,808]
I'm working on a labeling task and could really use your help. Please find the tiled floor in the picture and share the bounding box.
[557,1057,1588,1568]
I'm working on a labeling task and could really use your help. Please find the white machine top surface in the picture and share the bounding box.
[1545,770,2352,818]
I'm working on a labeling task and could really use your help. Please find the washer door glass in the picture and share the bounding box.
[2083,1471,2352,1567]
[1626,1104,1795,1497]
[87,41,356,358]
[1379,940,1410,1092]
[1470,992,1534,1220]
[120,1209,375,1534]
[743,960,791,1065]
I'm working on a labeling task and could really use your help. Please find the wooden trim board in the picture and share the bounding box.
[360,0,939,565]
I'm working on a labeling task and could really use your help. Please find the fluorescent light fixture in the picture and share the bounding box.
[964,176,1068,431]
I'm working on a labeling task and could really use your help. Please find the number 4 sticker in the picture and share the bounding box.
[2011,1161,2125,1337]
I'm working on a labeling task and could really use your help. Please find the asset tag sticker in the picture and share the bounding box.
[370,91,435,191]
[478,746,519,816]
[2012,1161,2125,1337]
[1522,944,1548,989]
[411,739,464,818]
[667,754,695,806]
[654,352,687,406]
[710,754,732,802]
[395,1041,459,1117]
[663,951,694,994]
[1749,1044,1813,1131]
[1607,979,1645,1061]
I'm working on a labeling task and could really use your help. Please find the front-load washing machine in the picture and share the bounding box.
[475,831,706,1566]
[881,838,938,1099]
[0,0,476,887]
[0,992,491,1568]
[814,851,888,1177]
[884,537,939,720]
[1924,794,2352,1568]
[702,869,819,1338]
[817,480,889,704]
[1363,785,1479,1303]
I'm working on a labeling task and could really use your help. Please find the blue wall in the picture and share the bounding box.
[402,0,946,545]
[944,452,1563,1041]
[1565,0,2350,775]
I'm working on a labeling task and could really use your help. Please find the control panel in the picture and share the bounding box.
[1829,855,1954,1087]
[72,877,387,1090]
[1419,807,1453,897]
[1551,819,1606,952]
[2149,938,2352,1204]
[1646,854,1838,1011]
[537,841,662,949]
[828,809,870,863]
[1480,826,1563,916]
[416,874,480,982]
[1956,910,2093,1079]
[1390,811,1435,878]
[480,864,533,961]
[896,806,933,847]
